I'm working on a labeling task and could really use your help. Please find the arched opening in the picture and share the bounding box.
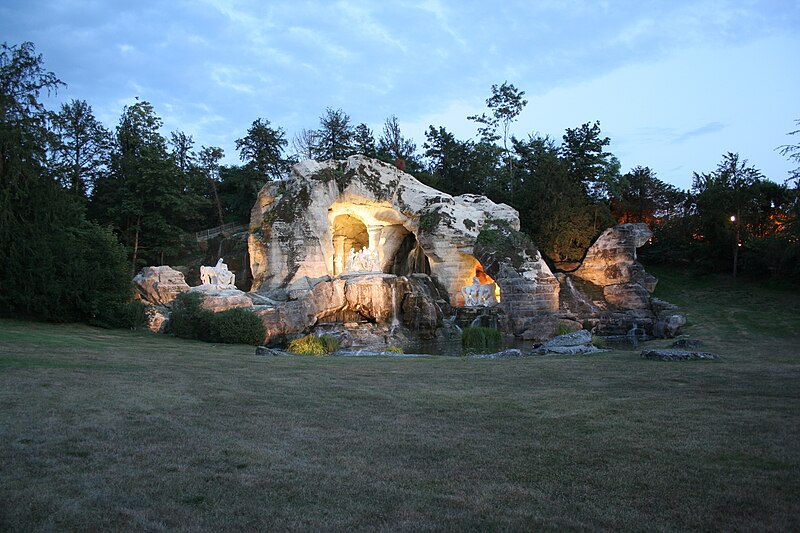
[332,214,369,275]
[459,257,501,306]
[388,232,430,276]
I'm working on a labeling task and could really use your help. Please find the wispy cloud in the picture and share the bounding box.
[209,65,256,94]
[672,122,727,144]
[287,26,352,61]
[335,1,408,52]
[413,0,467,48]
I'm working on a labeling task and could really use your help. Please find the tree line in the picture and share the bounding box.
[2,42,798,323]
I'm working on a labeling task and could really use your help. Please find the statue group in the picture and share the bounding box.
[461,277,496,307]
[200,258,235,286]
[345,247,380,273]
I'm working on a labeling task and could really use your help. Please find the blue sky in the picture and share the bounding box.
[2,0,798,189]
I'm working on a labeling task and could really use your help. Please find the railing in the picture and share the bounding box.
[195,222,247,242]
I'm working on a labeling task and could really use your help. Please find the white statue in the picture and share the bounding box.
[461,276,496,307]
[200,258,235,286]
[345,246,380,273]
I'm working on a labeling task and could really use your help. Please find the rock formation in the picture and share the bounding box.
[134,156,684,346]
[246,155,560,345]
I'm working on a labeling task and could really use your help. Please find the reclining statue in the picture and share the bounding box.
[200,258,235,286]
[461,276,496,307]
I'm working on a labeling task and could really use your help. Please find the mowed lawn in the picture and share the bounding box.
[1,270,799,531]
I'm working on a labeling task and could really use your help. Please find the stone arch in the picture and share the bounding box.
[332,214,369,275]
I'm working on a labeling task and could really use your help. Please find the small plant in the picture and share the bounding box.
[591,336,607,349]
[555,323,573,337]
[461,326,503,355]
[286,334,339,356]
[320,335,340,353]
[418,208,442,233]
[385,346,404,354]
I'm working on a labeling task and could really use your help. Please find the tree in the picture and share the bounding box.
[561,121,621,200]
[611,166,684,224]
[291,128,319,161]
[377,115,418,171]
[778,119,800,187]
[0,42,131,321]
[198,145,225,227]
[235,117,291,180]
[353,122,377,158]
[513,134,598,262]
[314,107,355,160]
[691,152,764,274]
[169,130,195,174]
[91,100,200,269]
[217,164,263,224]
[423,126,502,197]
[468,81,527,187]
[49,99,111,197]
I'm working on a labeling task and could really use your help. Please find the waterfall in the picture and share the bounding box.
[390,283,400,334]
[406,243,430,276]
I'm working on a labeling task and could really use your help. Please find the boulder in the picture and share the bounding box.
[520,316,581,342]
[132,266,190,307]
[572,223,655,288]
[672,338,704,348]
[145,304,170,333]
[467,349,523,359]
[641,349,719,361]
[255,346,293,356]
[188,285,253,313]
[533,330,606,355]
[603,283,651,309]
[653,314,687,338]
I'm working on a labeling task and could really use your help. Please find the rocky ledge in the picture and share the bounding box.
[640,349,719,361]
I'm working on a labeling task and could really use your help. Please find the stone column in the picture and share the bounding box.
[333,235,346,275]
[367,225,383,271]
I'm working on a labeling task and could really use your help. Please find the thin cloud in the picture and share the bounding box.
[672,122,728,144]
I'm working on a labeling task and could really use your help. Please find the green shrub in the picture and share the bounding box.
[320,335,340,353]
[165,292,215,341]
[461,326,503,355]
[287,334,335,356]
[209,307,266,345]
[90,299,149,330]
[385,346,404,353]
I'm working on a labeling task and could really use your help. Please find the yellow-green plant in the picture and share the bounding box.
[286,334,339,356]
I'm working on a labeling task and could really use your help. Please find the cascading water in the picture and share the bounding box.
[390,283,400,335]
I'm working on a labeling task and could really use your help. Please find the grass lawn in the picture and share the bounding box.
[1,269,799,531]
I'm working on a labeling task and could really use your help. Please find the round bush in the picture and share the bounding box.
[210,307,266,345]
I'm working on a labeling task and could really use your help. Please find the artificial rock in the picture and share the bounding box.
[132,266,190,307]
[136,157,683,347]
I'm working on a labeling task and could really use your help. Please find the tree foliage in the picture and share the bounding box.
[49,99,111,197]
[235,118,291,180]
[0,42,131,321]
[377,115,418,171]
[314,107,355,160]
